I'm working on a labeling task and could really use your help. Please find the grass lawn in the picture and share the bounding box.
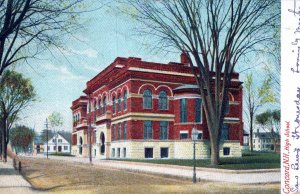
[117,151,280,170]
[20,157,279,194]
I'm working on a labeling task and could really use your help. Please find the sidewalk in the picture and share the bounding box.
[0,158,35,194]
[30,155,280,184]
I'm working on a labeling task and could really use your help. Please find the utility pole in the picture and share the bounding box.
[45,119,49,159]
[88,94,92,164]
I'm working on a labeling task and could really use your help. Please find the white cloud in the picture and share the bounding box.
[43,63,87,81]
[81,62,101,73]
[60,47,98,58]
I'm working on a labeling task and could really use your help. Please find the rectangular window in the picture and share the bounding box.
[112,148,115,157]
[52,139,55,143]
[118,123,121,140]
[145,148,153,158]
[123,121,127,140]
[160,121,168,140]
[160,148,169,158]
[64,146,68,150]
[180,99,187,123]
[117,148,120,158]
[123,148,126,158]
[58,139,62,143]
[195,98,202,122]
[223,147,230,155]
[220,124,229,141]
[180,132,188,139]
[197,132,203,140]
[144,121,152,139]
[54,146,56,150]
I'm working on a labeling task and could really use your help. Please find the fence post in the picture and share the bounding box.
[13,158,16,169]
[18,161,21,172]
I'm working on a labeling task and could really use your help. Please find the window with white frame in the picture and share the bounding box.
[160,121,168,140]
[112,96,116,113]
[118,93,121,112]
[123,90,127,110]
[180,98,187,123]
[144,121,152,139]
[158,90,168,110]
[103,96,107,113]
[180,131,188,139]
[143,89,152,109]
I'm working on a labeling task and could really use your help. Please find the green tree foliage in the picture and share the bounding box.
[48,112,64,132]
[10,125,35,153]
[0,70,36,161]
[256,109,280,133]
[255,109,280,152]
[244,73,275,152]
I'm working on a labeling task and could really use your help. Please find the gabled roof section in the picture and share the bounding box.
[48,132,71,144]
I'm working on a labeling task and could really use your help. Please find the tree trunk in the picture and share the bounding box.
[249,114,254,152]
[2,129,7,162]
[210,135,220,166]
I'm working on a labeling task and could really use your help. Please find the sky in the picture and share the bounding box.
[12,2,275,134]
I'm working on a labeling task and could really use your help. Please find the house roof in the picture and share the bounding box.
[254,132,280,139]
[49,132,71,143]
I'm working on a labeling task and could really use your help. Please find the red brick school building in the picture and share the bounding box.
[71,54,243,159]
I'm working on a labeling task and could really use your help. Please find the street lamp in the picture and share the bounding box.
[191,127,198,183]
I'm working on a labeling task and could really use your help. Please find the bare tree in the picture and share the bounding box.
[244,73,275,152]
[0,0,97,76]
[121,0,279,165]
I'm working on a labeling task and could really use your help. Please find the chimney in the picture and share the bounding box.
[180,52,189,65]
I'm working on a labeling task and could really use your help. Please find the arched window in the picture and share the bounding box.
[103,96,107,113]
[117,93,121,112]
[93,99,97,111]
[98,98,102,115]
[143,89,152,109]
[123,90,127,110]
[158,90,168,110]
[112,96,116,113]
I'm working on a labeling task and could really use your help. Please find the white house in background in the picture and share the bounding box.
[44,133,71,154]
[252,131,280,152]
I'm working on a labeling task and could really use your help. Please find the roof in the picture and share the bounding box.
[254,132,280,139]
[49,132,71,143]
[173,84,199,91]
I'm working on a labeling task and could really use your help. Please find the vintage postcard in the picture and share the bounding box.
[0,1,284,193]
